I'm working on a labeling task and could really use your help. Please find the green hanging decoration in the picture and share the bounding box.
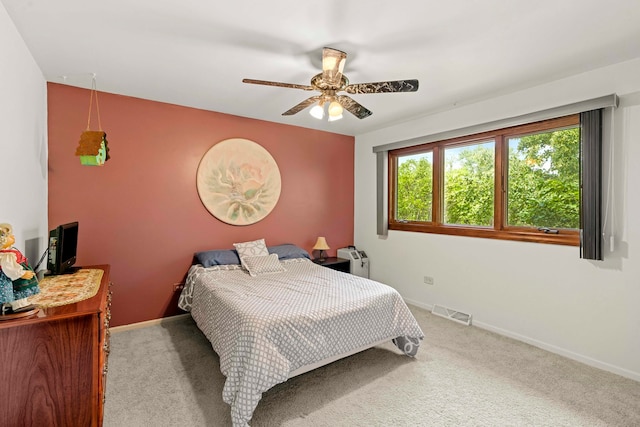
[75,75,110,166]
[76,131,110,165]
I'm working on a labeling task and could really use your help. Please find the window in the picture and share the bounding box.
[505,125,580,230]
[396,151,433,222]
[443,140,495,227]
[389,115,580,245]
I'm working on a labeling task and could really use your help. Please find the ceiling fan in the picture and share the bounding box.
[242,47,419,121]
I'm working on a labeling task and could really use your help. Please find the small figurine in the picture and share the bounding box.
[0,223,40,316]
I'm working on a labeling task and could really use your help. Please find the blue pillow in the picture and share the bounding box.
[268,244,310,260]
[195,249,241,267]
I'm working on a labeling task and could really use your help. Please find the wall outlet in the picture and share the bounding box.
[173,283,184,292]
[423,276,434,285]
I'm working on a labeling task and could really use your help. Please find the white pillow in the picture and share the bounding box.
[242,253,286,277]
[233,238,269,270]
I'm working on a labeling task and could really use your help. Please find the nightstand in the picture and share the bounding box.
[313,257,350,273]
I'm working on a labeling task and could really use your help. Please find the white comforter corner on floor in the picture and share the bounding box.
[178,258,424,427]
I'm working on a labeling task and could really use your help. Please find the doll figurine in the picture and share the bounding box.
[0,223,40,315]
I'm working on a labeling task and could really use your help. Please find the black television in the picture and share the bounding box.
[47,221,79,275]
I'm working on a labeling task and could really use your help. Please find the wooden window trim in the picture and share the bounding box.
[389,114,580,246]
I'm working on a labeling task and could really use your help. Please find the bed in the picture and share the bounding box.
[178,241,424,427]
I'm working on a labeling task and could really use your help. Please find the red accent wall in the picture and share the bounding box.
[47,83,354,327]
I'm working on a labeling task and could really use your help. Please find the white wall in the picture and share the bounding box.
[0,3,48,263]
[355,58,640,381]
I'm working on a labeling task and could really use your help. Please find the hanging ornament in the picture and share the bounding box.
[75,75,110,166]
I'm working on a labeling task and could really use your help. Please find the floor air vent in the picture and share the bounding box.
[431,304,472,326]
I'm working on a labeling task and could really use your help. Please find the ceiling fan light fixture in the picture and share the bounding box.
[328,100,343,117]
[243,47,418,121]
[309,103,325,119]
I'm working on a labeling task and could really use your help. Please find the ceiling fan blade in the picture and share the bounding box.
[336,95,372,119]
[344,79,419,94]
[321,47,347,85]
[242,78,314,91]
[282,96,323,116]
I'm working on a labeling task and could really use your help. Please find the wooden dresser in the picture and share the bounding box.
[0,265,112,427]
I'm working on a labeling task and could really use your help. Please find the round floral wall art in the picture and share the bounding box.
[196,138,281,225]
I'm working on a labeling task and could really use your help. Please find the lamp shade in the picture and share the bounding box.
[328,100,343,117]
[312,236,330,251]
[309,103,325,119]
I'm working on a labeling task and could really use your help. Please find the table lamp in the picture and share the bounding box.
[312,237,330,262]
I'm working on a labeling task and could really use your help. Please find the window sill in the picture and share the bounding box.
[389,222,579,246]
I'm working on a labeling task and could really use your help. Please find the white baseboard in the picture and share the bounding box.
[109,313,191,333]
[404,298,434,312]
[403,297,640,383]
[473,320,640,383]
[111,300,640,382]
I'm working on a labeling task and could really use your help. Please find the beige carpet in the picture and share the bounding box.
[104,306,640,426]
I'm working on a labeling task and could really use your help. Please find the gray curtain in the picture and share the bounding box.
[376,151,389,236]
[580,109,603,260]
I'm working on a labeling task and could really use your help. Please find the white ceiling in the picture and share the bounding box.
[3,0,640,136]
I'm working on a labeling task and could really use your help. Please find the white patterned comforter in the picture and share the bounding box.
[178,258,424,427]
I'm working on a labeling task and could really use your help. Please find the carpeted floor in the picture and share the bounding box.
[103,306,640,426]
